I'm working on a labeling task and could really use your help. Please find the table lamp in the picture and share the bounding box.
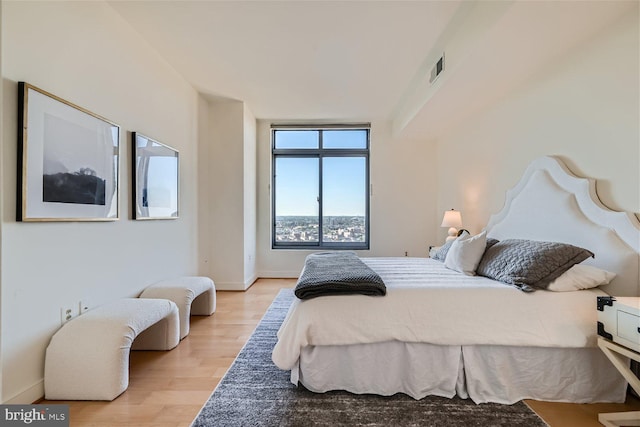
[441,209,462,242]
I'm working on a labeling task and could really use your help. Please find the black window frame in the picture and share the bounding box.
[271,124,370,250]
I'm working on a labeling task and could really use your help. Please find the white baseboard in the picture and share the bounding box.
[257,271,299,279]
[244,275,258,289]
[217,274,295,290]
[3,380,43,404]
[215,281,250,291]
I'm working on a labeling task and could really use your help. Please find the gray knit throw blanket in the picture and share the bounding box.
[294,252,386,300]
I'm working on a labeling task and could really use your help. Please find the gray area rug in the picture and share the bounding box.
[192,289,548,427]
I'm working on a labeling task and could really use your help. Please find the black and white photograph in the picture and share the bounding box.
[17,82,120,221]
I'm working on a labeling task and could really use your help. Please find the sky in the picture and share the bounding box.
[274,130,367,217]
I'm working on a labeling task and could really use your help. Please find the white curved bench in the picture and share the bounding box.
[139,276,216,339]
[44,298,179,401]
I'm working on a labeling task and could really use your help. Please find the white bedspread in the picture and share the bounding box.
[272,257,606,370]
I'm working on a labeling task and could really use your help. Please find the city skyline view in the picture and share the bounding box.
[275,215,366,243]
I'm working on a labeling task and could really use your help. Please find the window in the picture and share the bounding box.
[272,125,370,249]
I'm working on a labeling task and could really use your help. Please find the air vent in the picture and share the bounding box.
[429,53,445,84]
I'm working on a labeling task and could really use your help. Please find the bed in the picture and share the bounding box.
[271,156,640,404]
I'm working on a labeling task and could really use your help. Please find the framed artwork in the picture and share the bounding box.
[17,82,120,221]
[132,132,179,220]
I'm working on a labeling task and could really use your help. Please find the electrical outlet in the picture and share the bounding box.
[60,305,78,325]
[79,299,91,314]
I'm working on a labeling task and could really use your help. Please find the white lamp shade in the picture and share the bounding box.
[441,209,462,229]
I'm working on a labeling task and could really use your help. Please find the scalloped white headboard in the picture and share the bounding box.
[485,156,640,297]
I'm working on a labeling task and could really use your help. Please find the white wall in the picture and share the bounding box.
[256,120,438,277]
[198,98,257,290]
[197,96,212,280]
[435,9,639,234]
[243,105,257,285]
[1,1,199,403]
[199,99,244,288]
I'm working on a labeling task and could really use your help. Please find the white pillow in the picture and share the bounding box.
[547,264,616,292]
[444,231,487,276]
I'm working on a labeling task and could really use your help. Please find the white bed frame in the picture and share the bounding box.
[293,156,640,404]
[485,156,639,297]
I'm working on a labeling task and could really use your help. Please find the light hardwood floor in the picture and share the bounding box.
[43,278,640,426]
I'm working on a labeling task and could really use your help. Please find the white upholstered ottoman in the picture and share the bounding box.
[44,298,179,401]
[139,276,216,339]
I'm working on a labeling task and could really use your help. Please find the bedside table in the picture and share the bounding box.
[597,296,640,426]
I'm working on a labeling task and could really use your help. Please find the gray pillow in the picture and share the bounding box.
[476,239,594,291]
[432,231,470,261]
[433,234,498,262]
[432,239,454,261]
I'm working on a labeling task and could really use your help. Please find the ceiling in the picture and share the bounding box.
[108,1,634,140]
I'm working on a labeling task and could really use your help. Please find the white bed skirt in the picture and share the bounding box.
[293,341,628,404]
